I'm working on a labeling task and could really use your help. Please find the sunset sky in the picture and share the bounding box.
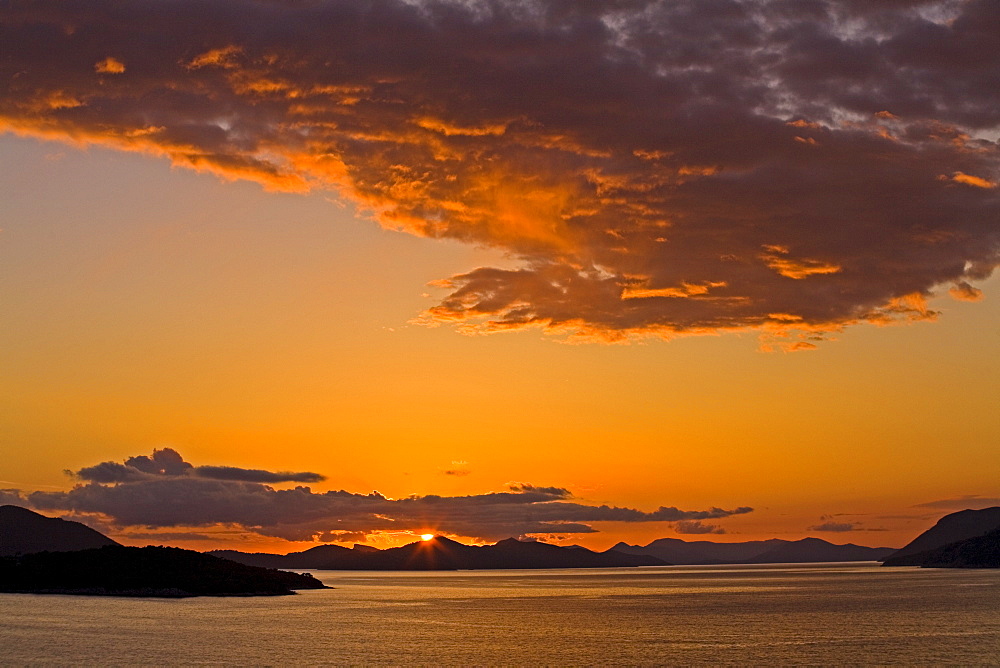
[2,0,998,553]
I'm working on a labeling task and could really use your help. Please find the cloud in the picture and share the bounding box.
[948,281,984,302]
[193,466,325,484]
[0,489,28,506]
[25,450,753,542]
[119,531,218,542]
[674,520,725,534]
[809,521,857,532]
[74,447,326,484]
[914,495,1000,510]
[316,531,371,544]
[3,0,997,344]
[93,57,125,74]
[505,483,572,497]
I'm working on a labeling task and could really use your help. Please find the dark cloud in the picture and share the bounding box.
[674,520,726,534]
[809,521,856,532]
[0,489,28,506]
[914,495,1000,510]
[3,0,996,346]
[125,449,192,476]
[316,530,371,544]
[74,448,326,485]
[72,462,152,484]
[119,531,218,542]
[505,483,572,498]
[194,466,325,484]
[26,450,752,541]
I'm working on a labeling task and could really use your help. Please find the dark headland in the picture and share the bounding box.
[0,504,119,556]
[882,507,1000,568]
[0,506,327,597]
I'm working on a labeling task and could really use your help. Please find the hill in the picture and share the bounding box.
[883,507,1000,563]
[212,536,667,570]
[0,505,119,556]
[882,528,1000,568]
[612,536,894,565]
[0,545,328,597]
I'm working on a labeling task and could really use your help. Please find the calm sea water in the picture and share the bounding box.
[1,563,998,665]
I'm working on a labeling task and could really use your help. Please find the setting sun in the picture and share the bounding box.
[420,534,434,541]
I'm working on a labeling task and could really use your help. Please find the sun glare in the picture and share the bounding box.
[420,533,434,541]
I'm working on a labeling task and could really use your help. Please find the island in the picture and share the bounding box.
[0,545,329,597]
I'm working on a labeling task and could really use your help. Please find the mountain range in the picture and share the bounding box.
[211,536,666,570]
[611,536,896,564]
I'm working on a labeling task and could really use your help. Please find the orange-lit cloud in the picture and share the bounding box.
[93,57,124,74]
[949,281,985,302]
[759,246,841,280]
[7,450,753,543]
[951,172,997,189]
[2,0,998,344]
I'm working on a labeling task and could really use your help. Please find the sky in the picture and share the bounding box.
[1,0,998,553]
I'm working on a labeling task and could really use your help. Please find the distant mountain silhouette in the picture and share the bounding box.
[612,537,785,564]
[0,545,328,597]
[0,505,119,556]
[882,528,1000,568]
[882,507,1000,563]
[743,537,895,563]
[211,536,667,570]
[211,544,356,569]
[613,536,894,565]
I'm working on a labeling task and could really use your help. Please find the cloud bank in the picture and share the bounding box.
[3,0,998,345]
[10,450,753,542]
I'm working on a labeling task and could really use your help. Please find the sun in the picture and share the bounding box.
[420,534,434,541]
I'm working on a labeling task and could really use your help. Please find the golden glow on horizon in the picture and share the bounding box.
[2,134,998,554]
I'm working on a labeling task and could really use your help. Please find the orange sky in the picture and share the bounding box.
[2,0,999,553]
[3,134,998,552]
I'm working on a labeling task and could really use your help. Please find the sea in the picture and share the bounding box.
[1,563,998,665]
